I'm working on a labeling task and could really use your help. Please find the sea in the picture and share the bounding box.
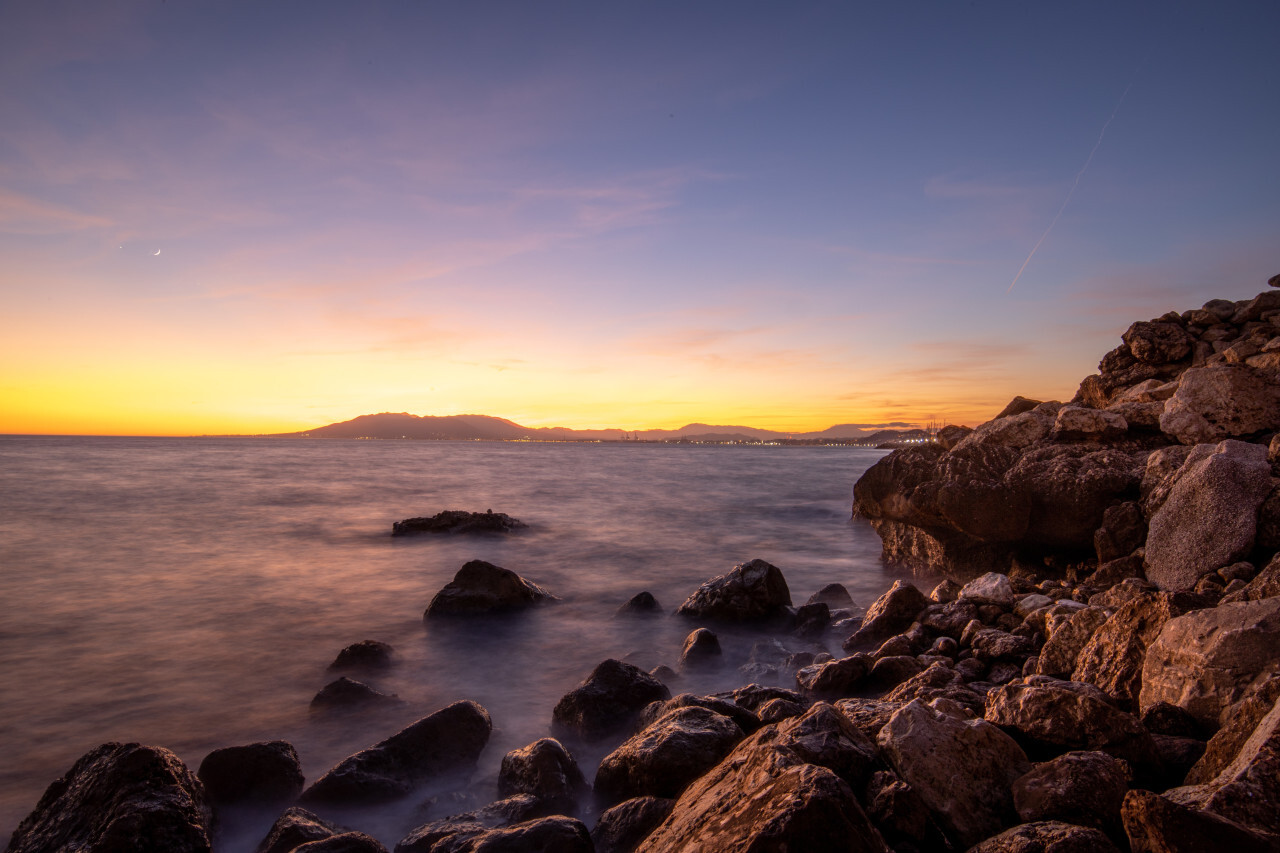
[0,435,919,850]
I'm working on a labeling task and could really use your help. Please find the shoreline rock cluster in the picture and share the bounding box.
[9,283,1280,852]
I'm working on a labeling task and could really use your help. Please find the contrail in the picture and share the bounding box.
[1007,78,1136,293]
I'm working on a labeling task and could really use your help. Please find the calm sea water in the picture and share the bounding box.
[0,436,912,849]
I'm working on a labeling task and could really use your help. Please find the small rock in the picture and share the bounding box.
[807,583,854,609]
[959,572,1015,607]
[590,796,675,853]
[675,559,792,622]
[552,659,671,742]
[678,628,722,670]
[424,560,559,618]
[197,740,304,807]
[616,591,661,616]
[329,640,394,671]
[593,706,745,805]
[497,738,588,816]
[843,580,928,651]
[256,807,345,853]
[294,832,388,853]
[310,677,401,712]
[392,509,527,536]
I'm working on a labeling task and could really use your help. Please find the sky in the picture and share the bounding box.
[1,1,1278,436]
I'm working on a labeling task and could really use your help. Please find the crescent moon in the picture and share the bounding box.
[153,249,161,256]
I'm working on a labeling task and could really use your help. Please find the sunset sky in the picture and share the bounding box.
[2,1,1278,436]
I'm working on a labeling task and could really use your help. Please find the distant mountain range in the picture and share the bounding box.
[270,412,929,444]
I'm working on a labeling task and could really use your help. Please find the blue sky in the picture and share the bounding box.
[2,1,1277,434]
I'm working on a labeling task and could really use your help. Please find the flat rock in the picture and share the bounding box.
[674,558,792,622]
[1139,597,1280,729]
[877,698,1030,849]
[423,560,558,618]
[551,659,671,742]
[196,740,303,807]
[1144,440,1273,591]
[392,509,527,536]
[300,701,492,805]
[6,742,212,853]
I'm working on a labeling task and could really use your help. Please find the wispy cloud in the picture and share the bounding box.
[0,188,112,235]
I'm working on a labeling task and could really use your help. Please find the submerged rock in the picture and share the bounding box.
[392,509,527,536]
[310,677,402,712]
[256,807,347,853]
[497,738,588,817]
[329,640,394,671]
[616,591,662,616]
[6,742,212,853]
[675,558,792,622]
[300,700,492,805]
[590,796,675,853]
[593,706,745,805]
[423,560,559,618]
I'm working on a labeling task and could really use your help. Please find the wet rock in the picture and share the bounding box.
[674,558,792,622]
[423,560,558,618]
[197,740,303,807]
[310,677,402,712]
[6,742,212,853]
[756,697,807,724]
[931,578,962,603]
[551,659,671,742]
[590,796,675,853]
[294,833,388,853]
[1012,750,1130,839]
[877,698,1030,848]
[1121,788,1280,853]
[399,817,593,853]
[329,640,394,671]
[1139,597,1280,729]
[392,509,527,536]
[593,706,745,806]
[1144,440,1273,591]
[497,738,587,817]
[1159,364,1280,445]
[300,701,492,805]
[615,591,661,616]
[677,628,721,670]
[256,807,345,853]
[791,602,830,639]
[960,572,1015,607]
[635,704,890,853]
[843,580,928,651]
[1072,592,1189,711]
[796,654,869,698]
[637,693,761,737]
[921,598,980,636]
[985,677,1158,769]
[969,821,1122,852]
[807,582,854,609]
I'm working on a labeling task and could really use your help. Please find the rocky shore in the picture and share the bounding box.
[8,284,1280,852]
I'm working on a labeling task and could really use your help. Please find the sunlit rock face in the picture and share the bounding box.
[853,285,1280,588]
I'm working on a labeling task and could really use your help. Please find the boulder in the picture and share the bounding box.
[877,698,1030,848]
[833,698,903,741]
[636,693,762,737]
[1169,699,1280,835]
[1002,445,1145,550]
[635,704,890,852]
[196,740,303,807]
[796,654,869,698]
[1034,607,1107,678]
[960,572,1015,606]
[807,583,854,609]
[1072,592,1189,711]
[843,580,928,651]
[398,817,593,853]
[1144,440,1273,591]
[256,807,345,853]
[310,677,402,712]
[423,560,558,618]
[1124,321,1193,365]
[674,559,792,622]
[970,629,1038,664]
[968,821,1122,853]
[589,797,675,853]
[300,701,492,805]
[1187,676,1280,784]
[1159,364,1280,444]
[294,833,388,853]
[497,738,587,816]
[1121,789,1280,853]
[1094,501,1147,563]
[5,742,212,853]
[329,640,394,671]
[1012,750,1130,838]
[616,591,662,616]
[862,770,951,852]
[551,659,671,742]
[394,818,485,853]
[593,706,745,806]
[392,509,526,536]
[1052,405,1129,441]
[1222,553,1280,603]
[985,677,1158,769]
[937,423,974,449]
[1139,598,1280,728]
[678,628,722,670]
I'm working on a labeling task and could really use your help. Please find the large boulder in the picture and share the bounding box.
[1121,789,1280,853]
[423,560,558,618]
[1186,676,1280,784]
[6,742,212,853]
[300,701,492,805]
[1034,606,1108,678]
[256,808,345,853]
[196,740,303,807]
[497,738,587,817]
[1072,591,1190,711]
[1124,321,1193,365]
[589,797,675,853]
[593,706,745,806]
[1139,598,1280,729]
[1159,364,1280,445]
[842,580,928,651]
[551,659,671,742]
[1012,750,1130,839]
[635,704,889,852]
[985,678,1158,769]
[877,699,1030,849]
[674,559,792,622]
[1143,440,1273,591]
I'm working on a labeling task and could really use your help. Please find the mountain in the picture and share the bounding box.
[273,413,917,443]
